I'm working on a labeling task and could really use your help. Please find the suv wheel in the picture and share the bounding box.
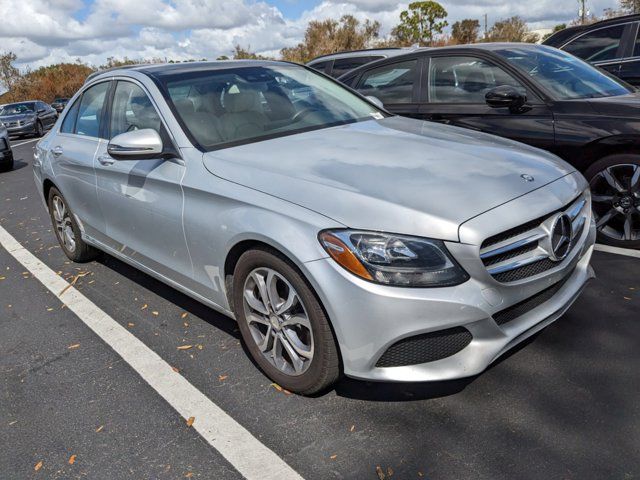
[47,187,98,262]
[585,154,640,249]
[35,121,44,137]
[232,248,340,395]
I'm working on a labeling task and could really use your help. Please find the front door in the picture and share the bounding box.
[94,80,191,284]
[417,55,555,152]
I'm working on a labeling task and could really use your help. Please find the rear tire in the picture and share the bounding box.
[584,154,640,249]
[47,187,98,262]
[232,247,340,395]
[35,121,44,138]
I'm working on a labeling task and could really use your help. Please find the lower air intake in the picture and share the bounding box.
[376,327,472,367]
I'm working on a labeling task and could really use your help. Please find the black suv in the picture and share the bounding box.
[544,14,640,86]
[340,43,640,248]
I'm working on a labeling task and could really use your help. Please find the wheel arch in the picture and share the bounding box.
[582,135,640,169]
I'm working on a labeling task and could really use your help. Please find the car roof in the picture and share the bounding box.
[85,60,300,83]
[544,14,640,47]
[306,48,413,65]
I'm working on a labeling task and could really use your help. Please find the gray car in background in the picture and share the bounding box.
[0,100,57,138]
[307,48,415,78]
[33,61,595,394]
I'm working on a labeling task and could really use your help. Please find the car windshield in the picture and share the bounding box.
[154,64,383,150]
[0,102,35,115]
[495,46,631,100]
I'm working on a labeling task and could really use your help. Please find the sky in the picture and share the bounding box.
[0,0,620,69]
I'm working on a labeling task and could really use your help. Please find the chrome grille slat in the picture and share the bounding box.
[480,192,589,283]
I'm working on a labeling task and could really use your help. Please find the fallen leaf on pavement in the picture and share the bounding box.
[141,304,148,310]
[177,345,193,350]
[330,454,337,460]
[197,345,203,350]
[68,455,76,465]
[185,473,193,478]
[95,425,104,433]
[152,311,159,316]
[186,416,195,427]
[418,472,424,477]
[387,467,394,476]
[270,383,283,392]
[375,466,385,480]
[181,312,188,319]
[172,367,180,373]
[34,461,43,472]
[350,425,355,432]
[127,323,134,327]
[218,375,228,381]
[67,344,80,350]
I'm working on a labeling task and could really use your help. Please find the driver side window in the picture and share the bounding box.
[428,56,525,103]
[110,81,162,139]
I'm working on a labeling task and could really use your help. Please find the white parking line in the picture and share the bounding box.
[595,244,640,258]
[11,138,39,147]
[0,225,303,480]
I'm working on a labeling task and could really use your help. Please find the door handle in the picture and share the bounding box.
[51,146,63,157]
[97,154,115,166]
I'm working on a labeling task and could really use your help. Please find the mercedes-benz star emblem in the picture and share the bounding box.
[549,213,573,262]
[521,174,535,182]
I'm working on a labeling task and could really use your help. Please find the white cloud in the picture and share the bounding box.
[0,0,622,69]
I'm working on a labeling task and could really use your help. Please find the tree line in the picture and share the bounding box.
[1,0,637,103]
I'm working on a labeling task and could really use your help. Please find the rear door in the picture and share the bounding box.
[93,79,191,284]
[417,53,555,151]
[353,56,423,117]
[616,22,640,86]
[49,81,110,242]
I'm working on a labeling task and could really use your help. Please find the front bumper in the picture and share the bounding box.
[303,174,596,382]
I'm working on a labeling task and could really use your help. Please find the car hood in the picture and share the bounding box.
[202,116,575,241]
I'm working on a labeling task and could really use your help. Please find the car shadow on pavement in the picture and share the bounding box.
[2,160,28,172]
[97,253,241,340]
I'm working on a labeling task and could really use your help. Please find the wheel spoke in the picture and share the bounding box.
[624,215,633,240]
[265,270,281,313]
[244,286,269,315]
[282,328,313,360]
[601,168,625,193]
[281,313,311,330]
[275,289,298,315]
[596,209,617,229]
[258,325,273,352]
[277,332,305,373]
[591,194,614,204]
[251,271,272,313]
[630,165,640,192]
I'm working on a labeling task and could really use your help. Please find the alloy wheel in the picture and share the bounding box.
[590,164,640,242]
[242,267,314,376]
[52,195,76,253]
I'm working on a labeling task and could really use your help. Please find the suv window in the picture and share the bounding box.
[331,56,384,78]
[357,59,417,104]
[76,82,109,137]
[60,99,80,134]
[563,25,625,62]
[110,81,162,138]
[428,56,525,103]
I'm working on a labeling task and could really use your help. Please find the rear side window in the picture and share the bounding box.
[563,25,625,62]
[356,59,417,104]
[75,82,109,138]
[60,99,80,134]
[309,60,330,73]
[331,56,383,78]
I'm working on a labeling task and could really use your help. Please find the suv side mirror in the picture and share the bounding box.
[107,129,163,160]
[485,85,527,112]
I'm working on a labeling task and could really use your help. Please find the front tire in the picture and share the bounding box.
[232,248,340,395]
[585,154,640,249]
[35,121,44,137]
[47,187,98,262]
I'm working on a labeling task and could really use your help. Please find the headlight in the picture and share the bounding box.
[318,230,469,287]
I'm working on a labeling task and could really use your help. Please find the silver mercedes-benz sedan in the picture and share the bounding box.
[33,61,596,395]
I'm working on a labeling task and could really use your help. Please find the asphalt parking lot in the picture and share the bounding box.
[1,139,639,480]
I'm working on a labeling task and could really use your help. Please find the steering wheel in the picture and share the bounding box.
[292,107,320,123]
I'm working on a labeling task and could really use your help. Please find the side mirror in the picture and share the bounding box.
[365,95,384,109]
[107,129,163,160]
[38,108,46,113]
[485,85,527,112]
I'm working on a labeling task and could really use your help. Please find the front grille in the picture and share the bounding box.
[493,272,573,326]
[479,193,588,283]
[376,327,472,367]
